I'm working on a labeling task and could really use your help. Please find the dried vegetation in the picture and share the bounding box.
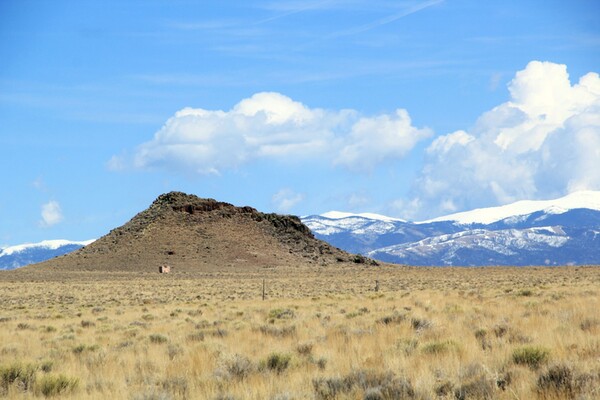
[0,265,599,399]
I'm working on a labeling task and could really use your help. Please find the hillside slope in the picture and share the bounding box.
[26,192,359,273]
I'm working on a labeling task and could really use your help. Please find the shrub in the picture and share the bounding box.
[259,325,296,338]
[512,346,550,369]
[220,354,254,380]
[352,255,367,264]
[187,332,205,342]
[518,289,534,297]
[296,342,313,356]
[474,329,491,350]
[536,364,600,399]
[268,308,295,320]
[314,357,327,370]
[536,364,574,398]
[376,313,406,325]
[454,376,495,400]
[422,340,456,355]
[496,370,513,391]
[211,328,228,338]
[435,381,453,397]
[579,318,599,331]
[167,344,183,360]
[72,344,100,354]
[39,360,54,373]
[149,334,168,344]
[0,363,38,393]
[492,323,509,338]
[349,370,414,399]
[263,353,292,374]
[396,338,419,356]
[160,376,188,398]
[363,387,384,400]
[36,374,78,396]
[508,331,532,344]
[313,376,346,400]
[474,328,487,340]
[411,317,432,331]
[313,370,415,400]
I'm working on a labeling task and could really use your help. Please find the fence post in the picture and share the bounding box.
[375,280,379,292]
[262,279,266,301]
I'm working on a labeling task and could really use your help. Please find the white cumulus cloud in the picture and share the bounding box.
[335,109,433,170]
[40,201,63,227]
[408,60,600,219]
[121,92,430,174]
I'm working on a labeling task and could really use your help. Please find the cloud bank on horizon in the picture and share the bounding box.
[114,61,600,220]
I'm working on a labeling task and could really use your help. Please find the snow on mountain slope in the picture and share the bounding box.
[303,214,401,236]
[0,239,95,256]
[0,239,95,270]
[320,211,406,223]
[421,191,600,225]
[368,227,571,266]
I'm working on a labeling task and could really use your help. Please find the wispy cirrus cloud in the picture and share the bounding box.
[254,0,337,24]
[324,0,444,39]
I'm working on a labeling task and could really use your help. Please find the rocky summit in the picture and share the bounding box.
[26,192,366,273]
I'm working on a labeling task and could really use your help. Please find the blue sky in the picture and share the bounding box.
[1,0,599,244]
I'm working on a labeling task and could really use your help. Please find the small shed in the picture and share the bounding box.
[159,265,171,273]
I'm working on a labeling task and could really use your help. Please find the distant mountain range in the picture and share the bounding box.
[3,191,600,270]
[0,240,94,270]
[302,191,600,266]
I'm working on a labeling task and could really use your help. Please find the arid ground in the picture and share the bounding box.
[1,265,599,399]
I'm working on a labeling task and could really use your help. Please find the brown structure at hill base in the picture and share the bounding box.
[26,192,371,273]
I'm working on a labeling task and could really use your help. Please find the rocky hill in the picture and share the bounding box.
[24,192,365,273]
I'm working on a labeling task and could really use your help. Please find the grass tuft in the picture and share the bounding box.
[36,374,79,397]
[512,346,550,369]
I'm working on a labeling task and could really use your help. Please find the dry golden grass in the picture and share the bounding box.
[0,265,599,399]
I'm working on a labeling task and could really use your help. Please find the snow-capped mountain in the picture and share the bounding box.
[0,240,94,270]
[302,191,600,266]
[422,191,600,225]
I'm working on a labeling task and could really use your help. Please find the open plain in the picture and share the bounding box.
[1,265,599,399]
